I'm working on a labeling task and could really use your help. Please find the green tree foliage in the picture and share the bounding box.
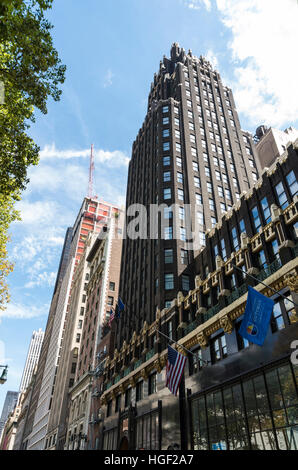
[0,0,66,308]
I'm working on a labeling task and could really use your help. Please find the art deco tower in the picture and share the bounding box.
[116,43,261,348]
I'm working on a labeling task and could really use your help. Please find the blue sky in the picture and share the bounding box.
[1,0,297,411]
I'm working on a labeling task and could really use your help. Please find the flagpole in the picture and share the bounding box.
[155,329,209,364]
[231,263,298,308]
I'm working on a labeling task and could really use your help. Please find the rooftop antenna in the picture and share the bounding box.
[88,144,97,199]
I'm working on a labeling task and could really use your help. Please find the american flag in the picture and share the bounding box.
[108,308,115,327]
[166,345,187,396]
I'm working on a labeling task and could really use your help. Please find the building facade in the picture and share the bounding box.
[64,214,123,450]
[0,391,18,440]
[42,201,122,450]
[116,43,261,352]
[99,138,298,450]
[19,328,44,394]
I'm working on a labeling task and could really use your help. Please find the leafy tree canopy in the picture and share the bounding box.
[0,0,66,308]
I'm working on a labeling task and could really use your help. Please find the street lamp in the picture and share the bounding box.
[0,365,8,384]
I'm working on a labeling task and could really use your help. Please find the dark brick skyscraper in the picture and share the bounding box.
[116,43,261,349]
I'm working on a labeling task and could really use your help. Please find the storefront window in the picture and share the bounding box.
[191,361,298,450]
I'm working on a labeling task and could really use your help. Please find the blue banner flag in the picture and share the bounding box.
[118,297,125,312]
[239,286,274,346]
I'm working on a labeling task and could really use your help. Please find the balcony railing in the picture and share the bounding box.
[184,319,199,336]
[255,258,282,282]
[134,359,142,370]
[145,349,155,361]
[205,303,220,320]
[226,283,248,305]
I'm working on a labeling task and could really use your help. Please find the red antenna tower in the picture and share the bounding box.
[88,144,96,199]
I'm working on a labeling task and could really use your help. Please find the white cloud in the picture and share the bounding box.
[185,0,211,11]
[205,49,219,69]
[217,0,298,127]
[25,271,57,289]
[184,0,298,128]
[0,302,49,320]
[39,143,130,166]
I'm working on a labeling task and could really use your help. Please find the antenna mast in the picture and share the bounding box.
[88,144,95,199]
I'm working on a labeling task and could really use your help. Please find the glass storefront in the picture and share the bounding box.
[191,361,298,450]
[135,410,159,450]
[103,427,117,450]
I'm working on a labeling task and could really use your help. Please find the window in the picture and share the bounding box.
[162,105,169,113]
[176,156,182,167]
[211,216,217,227]
[271,295,297,332]
[107,296,114,306]
[275,181,288,209]
[252,206,261,232]
[174,117,180,127]
[174,106,179,115]
[162,129,169,138]
[189,122,194,131]
[76,334,81,343]
[165,273,174,290]
[181,249,189,265]
[109,282,115,291]
[207,182,213,193]
[286,170,298,197]
[178,188,184,201]
[115,395,121,413]
[199,232,206,246]
[179,206,185,220]
[197,211,204,225]
[215,170,221,181]
[163,142,170,151]
[231,227,239,252]
[136,381,143,402]
[209,200,215,212]
[163,156,170,166]
[164,227,173,240]
[261,197,271,224]
[125,388,132,408]
[182,275,190,291]
[218,186,224,198]
[221,238,227,261]
[190,134,196,144]
[189,348,203,375]
[180,227,186,241]
[164,206,173,219]
[163,171,171,182]
[175,130,180,139]
[168,320,173,340]
[192,161,199,172]
[148,373,157,395]
[210,334,227,363]
[258,249,267,269]
[107,400,112,417]
[164,188,171,200]
[176,143,181,153]
[196,193,202,205]
[194,176,201,188]
[205,167,210,178]
[177,172,183,184]
[165,249,173,264]
[239,218,245,233]
[191,147,197,157]
[163,117,169,125]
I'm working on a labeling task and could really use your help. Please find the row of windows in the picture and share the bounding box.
[106,373,158,417]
